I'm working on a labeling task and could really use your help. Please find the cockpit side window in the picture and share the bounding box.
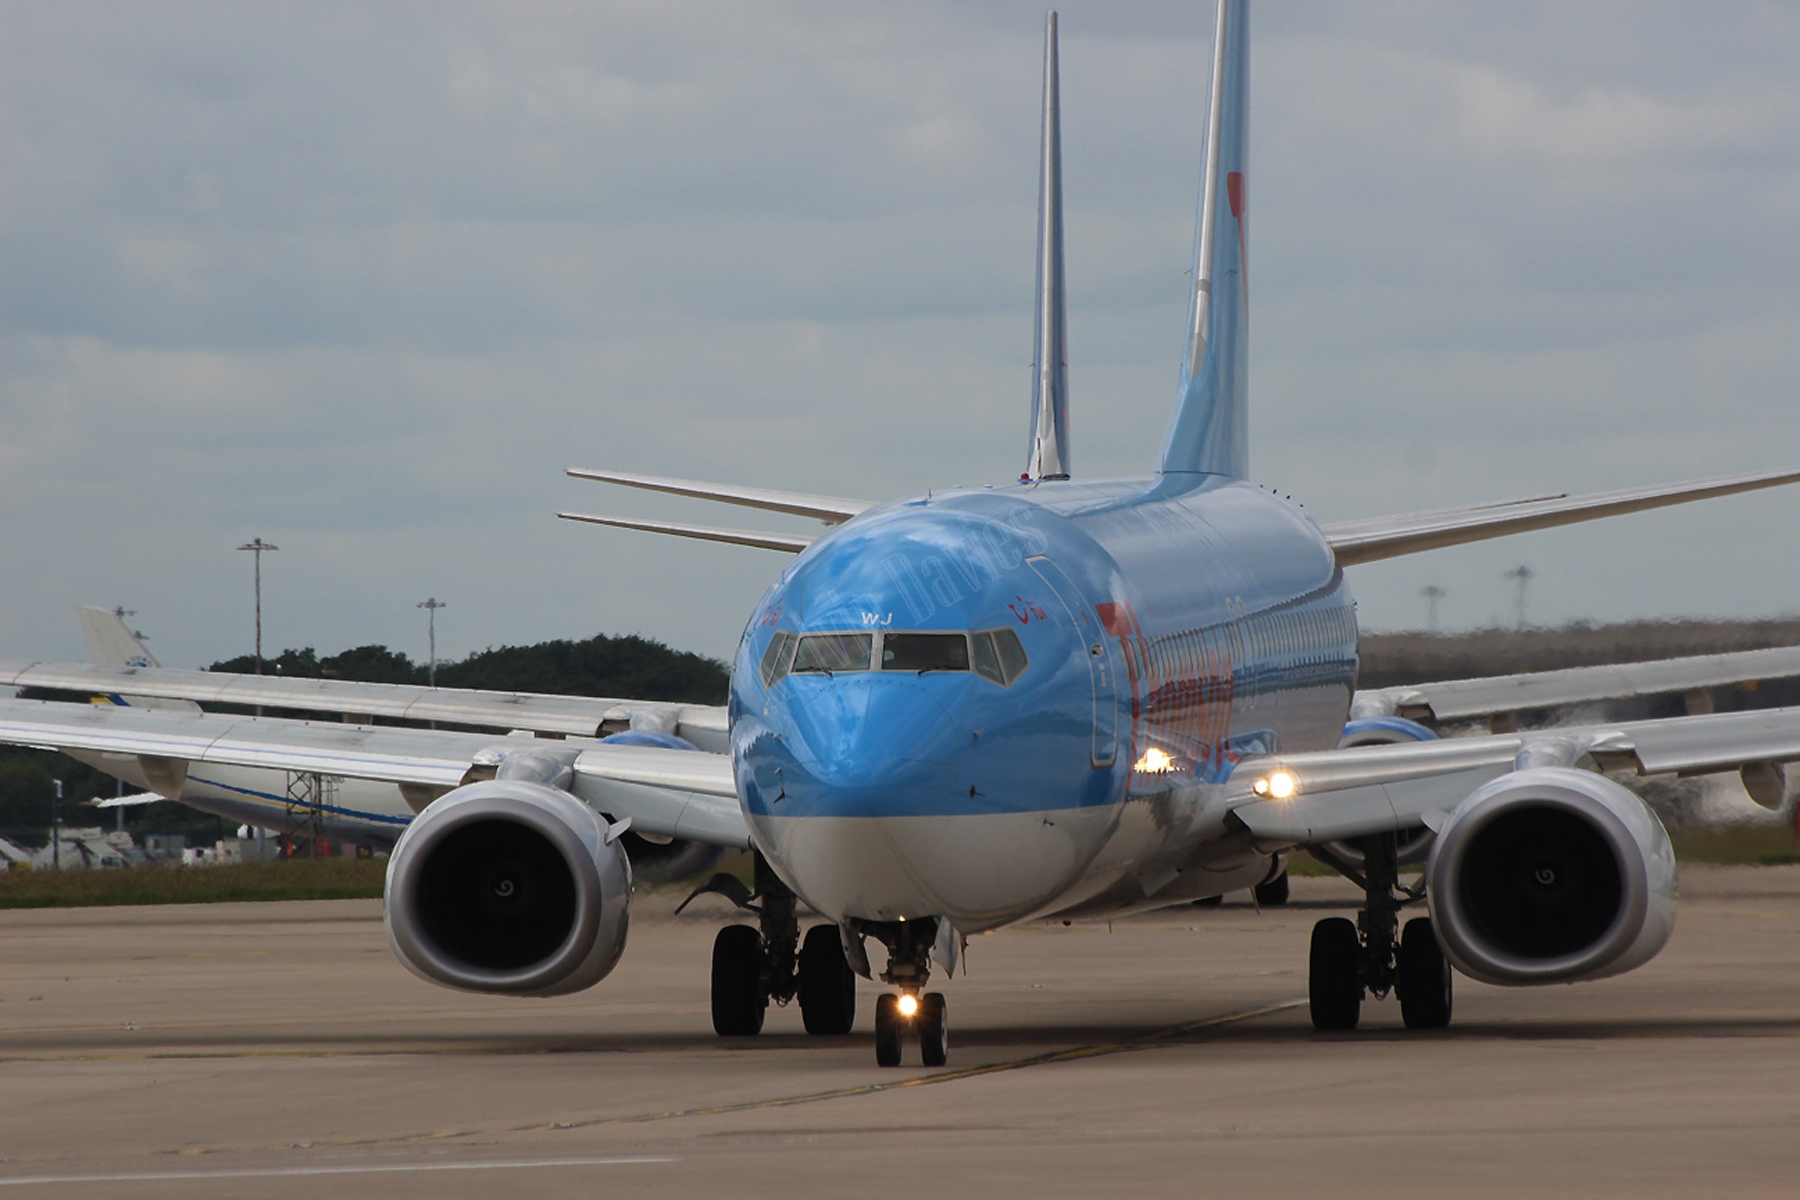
[882,633,970,673]
[791,632,874,674]
[971,631,1004,685]
[759,630,797,687]
[991,627,1030,685]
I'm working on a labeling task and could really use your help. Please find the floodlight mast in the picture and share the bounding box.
[418,598,446,687]
[236,538,279,676]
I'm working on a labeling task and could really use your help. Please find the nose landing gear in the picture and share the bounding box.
[874,989,948,1068]
[867,917,949,1067]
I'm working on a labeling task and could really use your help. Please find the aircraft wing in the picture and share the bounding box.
[0,659,728,751]
[1323,466,1800,566]
[1227,705,1800,846]
[1352,644,1800,725]
[0,698,748,848]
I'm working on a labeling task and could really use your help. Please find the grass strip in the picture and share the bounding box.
[0,858,387,909]
[2,825,1795,910]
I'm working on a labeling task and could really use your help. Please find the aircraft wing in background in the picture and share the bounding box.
[0,698,748,848]
[0,659,728,752]
[1351,643,1800,728]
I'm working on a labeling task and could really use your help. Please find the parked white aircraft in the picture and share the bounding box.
[3,2,1800,1067]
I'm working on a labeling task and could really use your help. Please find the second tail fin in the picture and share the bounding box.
[76,606,200,713]
[1159,0,1250,480]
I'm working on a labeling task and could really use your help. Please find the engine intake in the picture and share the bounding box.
[1426,767,1675,986]
[385,780,631,996]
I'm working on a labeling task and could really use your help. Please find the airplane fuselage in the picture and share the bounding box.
[731,473,1358,931]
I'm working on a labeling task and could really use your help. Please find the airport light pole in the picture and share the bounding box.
[418,598,446,687]
[51,779,62,870]
[236,538,279,675]
[1420,584,1446,632]
[1504,565,1534,630]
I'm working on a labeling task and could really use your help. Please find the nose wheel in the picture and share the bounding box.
[874,990,948,1068]
[867,917,950,1067]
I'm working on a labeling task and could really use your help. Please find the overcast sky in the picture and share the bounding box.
[3,0,1798,670]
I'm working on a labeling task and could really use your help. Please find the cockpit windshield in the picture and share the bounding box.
[766,628,1029,688]
[882,633,970,672]
[791,633,874,674]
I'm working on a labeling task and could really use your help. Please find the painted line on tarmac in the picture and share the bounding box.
[0,1157,674,1187]
[524,998,1307,1132]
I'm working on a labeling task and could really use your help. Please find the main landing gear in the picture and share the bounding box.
[690,853,857,1038]
[868,918,947,1068]
[1307,833,1452,1032]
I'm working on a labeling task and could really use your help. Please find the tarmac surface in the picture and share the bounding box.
[3,866,1800,1198]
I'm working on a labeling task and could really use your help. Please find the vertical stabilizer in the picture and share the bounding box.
[76,606,199,712]
[1026,11,1071,481]
[1159,0,1249,480]
[77,606,159,668]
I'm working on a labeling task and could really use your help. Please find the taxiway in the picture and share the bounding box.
[2,867,1798,1197]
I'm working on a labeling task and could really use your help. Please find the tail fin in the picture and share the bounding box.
[1025,11,1071,482]
[77,606,160,668]
[75,606,200,713]
[1159,0,1250,480]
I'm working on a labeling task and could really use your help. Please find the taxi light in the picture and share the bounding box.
[1252,770,1297,800]
[1134,747,1176,774]
[897,994,919,1018]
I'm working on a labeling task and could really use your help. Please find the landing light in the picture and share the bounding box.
[1134,747,1176,774]
[897,994,919,1018]
[1252,770,1297,800]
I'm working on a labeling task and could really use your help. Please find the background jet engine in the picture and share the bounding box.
[1318,716,1441,867]
[385,779,631,997]
[1426,766,1676,987]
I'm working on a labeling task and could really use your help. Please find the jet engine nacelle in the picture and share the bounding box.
[1322,716,1440,867]
[385,779,631,997]
[1426,766,1676,987]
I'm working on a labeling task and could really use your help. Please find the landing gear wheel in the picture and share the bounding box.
[1309,917,1361,1031]
[1397,917,1453,1029]
[1253,869,1290,907]
[918,992,948,1067]
[798,924,856,1035]
[711,924,767,1037]
[874,993,903,1068]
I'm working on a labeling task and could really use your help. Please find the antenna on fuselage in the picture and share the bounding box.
[1025,11,1071,483]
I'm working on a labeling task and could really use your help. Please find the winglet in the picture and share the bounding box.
[1159,0,1250,480]
[1026,11,1071,483]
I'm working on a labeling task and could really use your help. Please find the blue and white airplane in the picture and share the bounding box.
[6,1,1800,1068]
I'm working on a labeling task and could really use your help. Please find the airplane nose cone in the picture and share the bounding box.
[745,677,1110,928]
[777,677,966,815]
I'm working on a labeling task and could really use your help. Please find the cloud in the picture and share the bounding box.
[2,0,1798,669]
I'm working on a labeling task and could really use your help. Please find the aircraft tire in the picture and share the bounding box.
[711,924,767,1037]
[1309,917,1362,1031]
[798,924,856,1035]
[874,994,903,1068]
[918,992,948,1068]
[1397,917,1453,1030]
[1253,869,1290,907]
